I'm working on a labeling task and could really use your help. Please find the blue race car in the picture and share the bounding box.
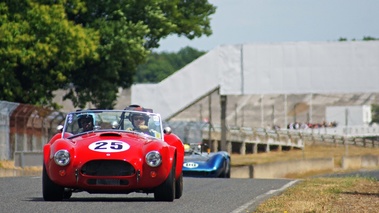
[182,143,231,178]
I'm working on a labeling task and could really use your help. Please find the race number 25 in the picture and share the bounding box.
[88,140,130,152]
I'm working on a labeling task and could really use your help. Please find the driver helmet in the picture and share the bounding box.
[127,105,149,128]
[77,113,94,129]
[184,143,191,152]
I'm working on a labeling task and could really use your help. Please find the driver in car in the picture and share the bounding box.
[78,114,94,132]
[127,105,160,138]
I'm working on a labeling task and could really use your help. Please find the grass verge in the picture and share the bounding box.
[253,177,379,213]
[230,143,379,213]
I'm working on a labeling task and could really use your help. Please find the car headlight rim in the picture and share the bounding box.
[145,151,162,167]
[53,149,70,166]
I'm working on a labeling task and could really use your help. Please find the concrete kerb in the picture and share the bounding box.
[231,155,379,179]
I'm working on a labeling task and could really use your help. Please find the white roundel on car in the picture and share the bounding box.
[88,140,130,153]
[183,162,199,168]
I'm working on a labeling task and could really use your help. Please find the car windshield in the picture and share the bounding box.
[184,143,204,156]
[62,109,164,140]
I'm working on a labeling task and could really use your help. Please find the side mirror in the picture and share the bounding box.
[163,127,172,134]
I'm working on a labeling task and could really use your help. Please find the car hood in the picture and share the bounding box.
[69,131,163,159]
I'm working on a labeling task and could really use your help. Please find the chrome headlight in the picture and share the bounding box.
[145,151,162,167]
[53,150,70,166]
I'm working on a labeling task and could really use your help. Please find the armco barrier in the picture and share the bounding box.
[252,158,334,179]
[342,155,379,170]
[230,165,253,179]
[230,158,334,179]
[231,155,379,179]
[14,151,43,168]
[0,168,41,177]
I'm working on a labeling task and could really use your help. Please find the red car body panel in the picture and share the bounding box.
[43,109,184,199]
[164,133,185,179]
[44,131,180,192]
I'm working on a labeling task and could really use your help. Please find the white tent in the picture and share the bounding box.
[132,41,379,120]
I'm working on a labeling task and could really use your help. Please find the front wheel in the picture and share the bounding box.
[42,164,64,201]
[154,160,176,201]
[63,189,72,199]
[219,159,231,178]
[175,172,183,199]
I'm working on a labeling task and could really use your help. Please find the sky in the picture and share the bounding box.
[156,0,379,52]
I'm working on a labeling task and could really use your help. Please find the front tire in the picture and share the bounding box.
[42,164,64,201]
[220,159,231,178]
[63,189,72,199]
[154,160,176,201]
[175,172,183,199]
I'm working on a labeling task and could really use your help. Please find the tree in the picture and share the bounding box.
[339,36,378,42]
[363,36,379,41]
[0,0,216,109]
[61,0,216,109]
[0,1,98,108]
[135,46,206,83]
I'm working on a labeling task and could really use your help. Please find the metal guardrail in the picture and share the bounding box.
[14,151,43,167]
[300,125,379,137]
[203,126,379,155]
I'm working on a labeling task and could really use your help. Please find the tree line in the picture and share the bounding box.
[0,0,215,109]
[135,47,206,83]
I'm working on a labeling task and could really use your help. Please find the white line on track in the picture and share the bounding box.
[230,180,300,213]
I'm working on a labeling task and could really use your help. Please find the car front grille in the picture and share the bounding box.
[81,160,135,176]
[87,179,129,186]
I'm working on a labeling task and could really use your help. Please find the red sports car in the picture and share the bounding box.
[43,106,184,201]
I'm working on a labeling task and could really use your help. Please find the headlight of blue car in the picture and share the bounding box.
[145,151,162,167]
[53,150,70,166]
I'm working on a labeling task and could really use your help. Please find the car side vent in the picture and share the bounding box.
[100,133,121,137]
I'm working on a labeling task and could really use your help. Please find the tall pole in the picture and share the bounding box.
[309,93,313,123]
[345,108,349,156]
[260,94,264,127]
[199,104,203,121]
[234,103,237,126]
[208,95,212,152]
[284,94,287,129]
[220,95,227,152]
[241,106,245,127]
[271,105,275,126]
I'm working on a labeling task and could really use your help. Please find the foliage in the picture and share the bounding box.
[363,36,379,41]
[339,36,378,41]
[54,0,215,109]
[0,0,216,109]
[135,46,206,83]
[0,1,98,108]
